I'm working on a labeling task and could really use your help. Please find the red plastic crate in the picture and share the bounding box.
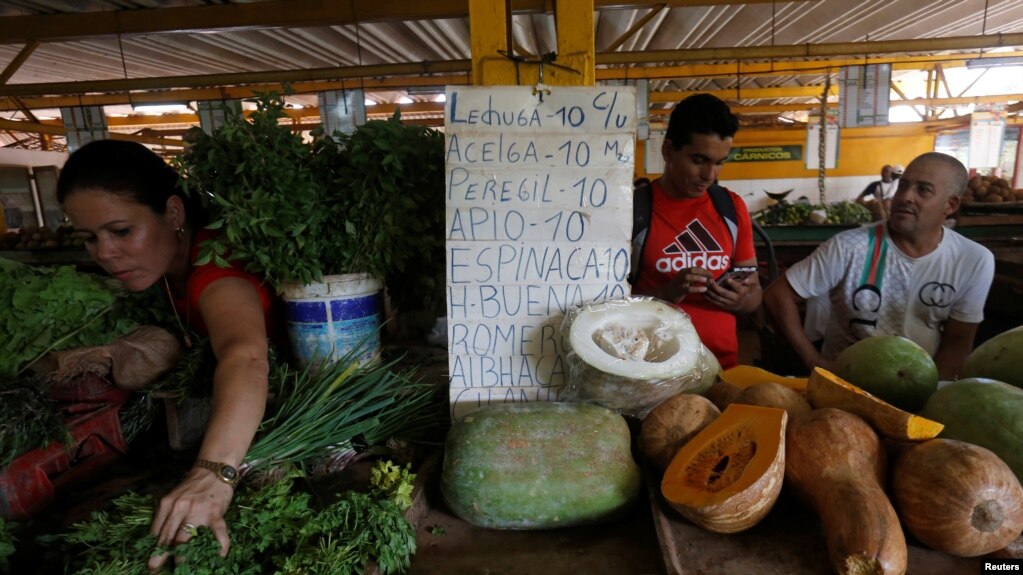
[0,402,128,520]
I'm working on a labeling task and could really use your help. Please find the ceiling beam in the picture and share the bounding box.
[11,92,1016,139]
[650,85,840,101]
[596,50,1023,80]
[101,101,446,127]
[654,88,1023,107]
[597,33,1023,65]
[0,40,38,85]
[0,49,1008,108]
[0,60,471,99]
[0,116,183,147]
[2,34,1021,103]
[0,0,805,43]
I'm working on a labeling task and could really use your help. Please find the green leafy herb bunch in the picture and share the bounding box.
[42,461,418,575]
[174,92,328,288]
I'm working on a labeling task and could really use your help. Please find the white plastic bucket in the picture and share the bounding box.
[280,273,382,368]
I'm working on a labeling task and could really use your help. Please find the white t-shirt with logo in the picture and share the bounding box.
[786,223,994,358]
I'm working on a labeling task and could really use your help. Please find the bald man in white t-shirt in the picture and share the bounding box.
[764,153,994,380]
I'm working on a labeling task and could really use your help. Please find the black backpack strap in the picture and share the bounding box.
[707,183,738,258]
[629,177,652,285]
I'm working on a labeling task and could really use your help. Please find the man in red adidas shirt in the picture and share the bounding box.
[631,94,762,368]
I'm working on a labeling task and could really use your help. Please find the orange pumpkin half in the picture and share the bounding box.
[661,403,787,534]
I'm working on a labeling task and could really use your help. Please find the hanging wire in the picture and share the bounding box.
[350,0,366,95]
[116,31,134,110]
[976,0,991,63]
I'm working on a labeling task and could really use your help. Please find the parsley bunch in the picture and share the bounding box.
[46,462,417,575]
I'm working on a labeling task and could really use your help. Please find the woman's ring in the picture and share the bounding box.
[180,523,199,536]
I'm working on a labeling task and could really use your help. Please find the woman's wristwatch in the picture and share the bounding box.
[193,459,240,487]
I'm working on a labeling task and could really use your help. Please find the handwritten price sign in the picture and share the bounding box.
[444,85,637,418]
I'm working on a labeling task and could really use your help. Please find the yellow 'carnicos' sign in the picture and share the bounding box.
[727,146,803,162]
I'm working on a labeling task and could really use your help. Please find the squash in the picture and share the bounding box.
[565,298,705,415]
[441,402,641,530]
[961,325,1023,389]
[718,364,808,393]
[661,403,787,534]
[806,367,943,441]
[919,378,1023,482]
[640,393,720,471]
[704,380,741,411]
[891,438,1023,557]
[734,382,811,419]
[785,408,907,575]
[833,334,938,412]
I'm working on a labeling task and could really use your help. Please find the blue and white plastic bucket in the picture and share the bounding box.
[281,273,382,369]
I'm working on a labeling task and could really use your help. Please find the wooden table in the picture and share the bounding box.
[647,477,983,575]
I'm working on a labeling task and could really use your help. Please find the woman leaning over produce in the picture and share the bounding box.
[57,139,282,570]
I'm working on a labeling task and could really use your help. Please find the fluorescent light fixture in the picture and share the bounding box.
[364,99,376,106]
[397,96,413,104]
[778,116,794,124]
[434,93,447,103]
[406,86,445,96]
[131,103,192,114]
[965,56,1023,69]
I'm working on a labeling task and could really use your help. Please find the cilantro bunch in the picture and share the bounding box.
[45,461,418,575]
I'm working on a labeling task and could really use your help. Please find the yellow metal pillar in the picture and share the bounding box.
[469,0,513,86]
[469,0,594,87]
[549,0,595,86]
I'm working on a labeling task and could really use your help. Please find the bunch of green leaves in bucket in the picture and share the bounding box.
[174,90,445,368]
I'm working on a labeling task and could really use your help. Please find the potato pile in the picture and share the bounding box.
[0,224,83,251]
[964,175,1023,203]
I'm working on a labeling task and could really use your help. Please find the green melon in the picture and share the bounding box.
[441,402,641,530]
[833,335,938,412]
[962,325,1023,389]
[920,378,1023,483]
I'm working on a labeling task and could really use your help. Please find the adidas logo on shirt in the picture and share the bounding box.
[655,219,732,273]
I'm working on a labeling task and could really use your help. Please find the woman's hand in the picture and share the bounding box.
[147,469,234,571]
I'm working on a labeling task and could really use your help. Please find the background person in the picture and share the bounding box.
[763,152,994,380]
[630,94,762,369]
[856,163,904,219]
[58,140,283,569]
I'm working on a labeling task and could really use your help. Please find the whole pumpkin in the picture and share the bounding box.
[640,393,720,471]
[891,438,1023,557]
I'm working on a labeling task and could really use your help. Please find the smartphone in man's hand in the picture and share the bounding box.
[716,266,758,286]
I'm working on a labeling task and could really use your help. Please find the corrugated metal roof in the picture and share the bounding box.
[1,0,1022,148]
